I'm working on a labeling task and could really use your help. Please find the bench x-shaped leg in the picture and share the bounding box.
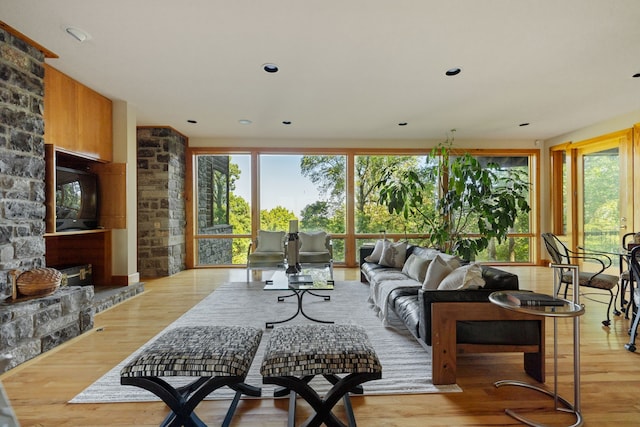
[121,375,261,427]
[264,372,381,427]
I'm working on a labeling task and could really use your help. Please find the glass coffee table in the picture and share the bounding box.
[263,268,334,329]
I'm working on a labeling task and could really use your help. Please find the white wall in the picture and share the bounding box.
[112,100,140,284]
[546,110,640,147]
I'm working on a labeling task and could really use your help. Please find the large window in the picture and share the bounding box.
[549,129,634,272]
[195,154,252,266]
[191,149,537,266]
[471,155,532,263]
[259,154,347,262]
[354,155,431,235]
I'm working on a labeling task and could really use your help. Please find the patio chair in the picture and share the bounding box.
[297,231,334,279]
[246,230,286,282]
[541,232,620,326]
[624,245,640,352]
[619,232,639,316]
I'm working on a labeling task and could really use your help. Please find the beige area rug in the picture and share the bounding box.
[70,280,460,403]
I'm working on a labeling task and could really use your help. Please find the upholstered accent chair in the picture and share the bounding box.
[246,230,286,282]
[297,231,334,278]
[542,232,620,326]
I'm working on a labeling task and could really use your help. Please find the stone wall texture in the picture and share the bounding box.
[137,127,187,277]
[0,286,94,372]
[196,156,233,265]
[0,28,47,295]
[0,28,99,372]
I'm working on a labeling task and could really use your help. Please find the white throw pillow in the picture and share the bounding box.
[437,263,486,290]
[255,230,285,252]
[364,239,387,263]
[379,240,407,269]
[422,255,455,290]
[436,252,462,269]
[401,254,432,283]
[299,231,327,252]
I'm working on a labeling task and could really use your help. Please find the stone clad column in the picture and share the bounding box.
[137,127,186,277]
[0,28,47,293]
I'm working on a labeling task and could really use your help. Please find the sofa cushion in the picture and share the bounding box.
[369,277,421,326]
[437,263,485,290]
[422,255,460,290]
[379,240,407,268]
[401,254,432,283]
[367,268,410,286]
[389,288,422,338]
[408,246,441,260]
[364,239,387,263]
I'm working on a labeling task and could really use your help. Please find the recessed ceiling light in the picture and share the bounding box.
[445,68,462,76]
[238,119,252,125]
[519,122,530,127]
[263,63,279,73]
[187,119,197,124]
[633,73,640,78]
[282,121,292,125]
[398,122,408,126]
[65,27,90,43]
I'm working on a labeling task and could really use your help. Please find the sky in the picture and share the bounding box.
[232,154,322,217]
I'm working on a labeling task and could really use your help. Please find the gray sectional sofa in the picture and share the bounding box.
[360,244,545,385]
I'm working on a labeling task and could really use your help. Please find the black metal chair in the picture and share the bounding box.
[541,233,620,326]
[619,232,639,317]
[624,246,640,352]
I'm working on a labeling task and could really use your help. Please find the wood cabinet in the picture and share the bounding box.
[44,148,127,234]
[44,64,113,162]
[44,148,125,286]
[43,66,123,286]
[91,162,127,230]
[45,229,112,286]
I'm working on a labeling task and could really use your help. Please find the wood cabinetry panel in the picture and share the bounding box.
[44,144,56,234]
[91,162,127,229]
[44,64,112,162]
[44,64,77,147]
[77,83,113,162]
[45,229,112,286]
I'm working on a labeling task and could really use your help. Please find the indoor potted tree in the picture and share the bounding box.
[376,131,530,261]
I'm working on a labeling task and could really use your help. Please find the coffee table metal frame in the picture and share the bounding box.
[264,270,334,329]
[489,263,585,427]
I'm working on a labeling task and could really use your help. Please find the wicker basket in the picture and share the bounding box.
[16,268,62,297]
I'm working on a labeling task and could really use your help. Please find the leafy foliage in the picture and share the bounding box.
[377,133,531,260]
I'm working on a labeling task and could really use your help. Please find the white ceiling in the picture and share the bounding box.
[2,0,640,142]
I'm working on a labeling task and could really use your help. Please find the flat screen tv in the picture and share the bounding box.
[55,166,99,231]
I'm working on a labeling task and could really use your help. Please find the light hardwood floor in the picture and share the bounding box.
[1,266,638,426]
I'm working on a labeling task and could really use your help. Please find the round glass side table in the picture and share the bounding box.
[489,290,585,427]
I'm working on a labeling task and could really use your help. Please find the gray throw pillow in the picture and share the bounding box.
[379,240,407,269]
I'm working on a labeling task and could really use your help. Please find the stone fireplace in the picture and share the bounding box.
[0,28,94,372]
[0,28,47,293]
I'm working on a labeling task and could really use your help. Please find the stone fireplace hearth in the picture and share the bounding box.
[0,27,126,373]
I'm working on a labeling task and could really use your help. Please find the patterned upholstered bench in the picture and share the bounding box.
[121,326,262,427]
[260,324,382,427]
